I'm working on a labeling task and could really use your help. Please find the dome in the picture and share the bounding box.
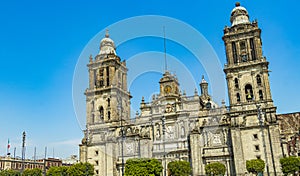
[230,2,250,26]
[99,30,117,55]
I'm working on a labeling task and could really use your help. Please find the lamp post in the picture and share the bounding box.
[162,115,166,176]
[21,131,26,174]
[257,104,270,176]
[85,125,90,176]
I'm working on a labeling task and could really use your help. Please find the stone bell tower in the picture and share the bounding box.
[223,2,273,109]
[85,30,131,125]
[223,3,282,175]
[80,31,132,176]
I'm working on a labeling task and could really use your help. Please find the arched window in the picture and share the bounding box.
[236,93,241,103]
[256,75,262,86]
[234,78,239,89]
[108,111,111,120]
[245,84,254,101]
[107,98,110,107]
[206,102,211,109]
[106,67,110,86]
[250,38,256,61]
[259,90,263,100]
[99,106,104,120]
[232,42,238,64]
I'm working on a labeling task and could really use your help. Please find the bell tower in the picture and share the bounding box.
[223,2,273,110]
[159,71,180,97]
[223,3,282,175]
[85,30,131,125]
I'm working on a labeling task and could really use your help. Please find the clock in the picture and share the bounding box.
[164,85,172,93]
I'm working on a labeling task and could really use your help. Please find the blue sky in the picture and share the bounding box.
[0,0,299,159]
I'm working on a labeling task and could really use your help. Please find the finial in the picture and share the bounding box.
[141,96,145,102]
[222,99,226,107]
[105,29,109,38]
[201,75,207,84]
[194,88,198,95]
[89,54,93,62]
[235,2,240,7]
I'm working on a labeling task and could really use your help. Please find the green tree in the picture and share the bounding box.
[280,156,300,176]
[246,159,265,175]
[0,169,20,176]
[205,162,226,176]
[167,160,191,176]
[47,166,69,176]
[22,168,43,176]
[125,158,163,176]
[67,162,94,176]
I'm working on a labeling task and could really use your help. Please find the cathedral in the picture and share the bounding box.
[79,3,284,176]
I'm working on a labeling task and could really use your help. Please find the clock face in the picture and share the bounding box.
[164,85,172,93]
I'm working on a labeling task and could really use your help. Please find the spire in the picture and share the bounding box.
[89,54,93,63]
[201,75,207,83]
[200,75,209,96]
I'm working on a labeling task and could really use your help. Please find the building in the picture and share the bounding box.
[278,112,300,157]
[79,3,285,176]
[0,156,62,173]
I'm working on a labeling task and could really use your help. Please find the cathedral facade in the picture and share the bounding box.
[79,3,283,176]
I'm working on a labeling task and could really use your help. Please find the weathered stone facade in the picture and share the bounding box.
[278,112,300,157]
[79,3,286,176]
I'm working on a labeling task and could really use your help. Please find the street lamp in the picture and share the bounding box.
[85,125,90,176]
[118,98,125,176]
[21,131,26,174]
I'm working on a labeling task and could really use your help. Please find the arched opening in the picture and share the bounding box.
[206,102,211,109]
[245,84,254,101]
[250,38,256,61]
[107,111,111,120]
[107,98,110,107]
[236,93,241,103]
[256,75,262,86]
[106,66,110,86]
[99,106,104,120]
[232,42,238,64]
[234,78,239,89]
[259,90,263,100]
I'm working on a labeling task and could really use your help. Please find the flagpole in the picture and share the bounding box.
[7,138,10,156]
